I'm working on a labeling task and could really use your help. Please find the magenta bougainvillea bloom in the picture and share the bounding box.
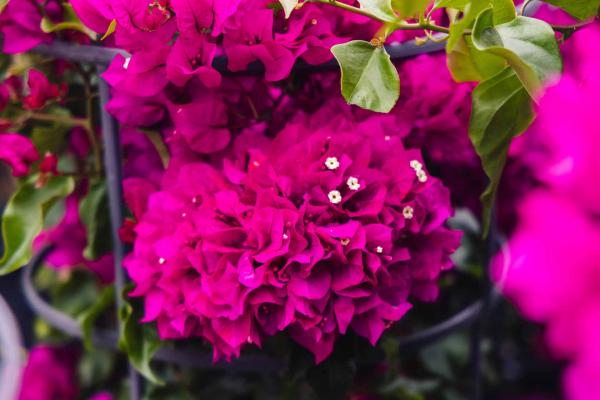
[0,133,39,177]
[0,0,52,54]
[18,345,79,400]
[22,69,65,110]
[125,117,460,362]
[494,25,600,400]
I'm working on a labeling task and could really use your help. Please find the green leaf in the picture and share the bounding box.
[492,0,516,24]
[542,0,600,20]
[331,40,400,113]
[278,0,298,18]
[469,67,534,235]
[433,0,469,11]
[390,0,430,18]
[446,1,490,51]
[472,9,562,96]
[361,0,399,21]
[40,4,96,39]
[119,290,163,385]
[0,175,75,275]
[77,285,115,350]
[447,35,506,82]
[0,0,9,13]
[79,182,111,260]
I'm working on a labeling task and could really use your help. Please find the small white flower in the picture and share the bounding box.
[328,190,342,204]
[283,233,289,240]
[417,169,428,183]
[325,157,340,170]
[376,246,384,254]
[410,160,423,171]
[123,57,131,70]
[158,257,166,265]
[341,238,350,246]
[346,176,361,191]
[403,206,414,220]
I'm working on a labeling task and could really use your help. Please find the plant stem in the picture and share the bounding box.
[28,112,89,127]
[551,19,597,34]
[310,0,450,34]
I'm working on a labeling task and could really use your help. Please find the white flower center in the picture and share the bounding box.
[328,190,342,204]
[403,206,414,219]
[325,157,340,170]
[346,176,361,191]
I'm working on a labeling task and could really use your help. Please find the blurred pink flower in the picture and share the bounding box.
[495,24,600,400]
[0,133,39,177]
[18,345,79,400]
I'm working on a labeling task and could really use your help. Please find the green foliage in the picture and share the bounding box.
[391,0,431,18]
[542,0,600,20]
[118,288,164,384]
[361,0,399,22]
[491,0,516,24]
[469,68,534,234]
[447,36,506,82]
[472,9,562,96]
[446,1,489,51]
[0,175,75,275]
[79,181,111,260]
[331,40,400,113]
[0,0,9,13]
[433,0,469,11]
[78,285,115,350]
[40,3,96,38]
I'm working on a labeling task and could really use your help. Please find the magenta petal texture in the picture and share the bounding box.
[0,133,39,177]
[18,345,79,400]
[125,119,460,363]
[494,25,600,400]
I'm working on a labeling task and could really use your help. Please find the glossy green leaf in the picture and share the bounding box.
[278,0,298,18]
[446,1,489,51]
[542,0,600,20]
[78,285,115,350]
[331,40,400,113]
[119,290,163,384]
[492,0,516,24]
[79,182,111,260]
[472,9,562,96]
[391,0,430,18]
[433,0,469,11]
[0,175,75,275]
[361,0,399,21]
[469,68,534,235]
[447,35,506,82]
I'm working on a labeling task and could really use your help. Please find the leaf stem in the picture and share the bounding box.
[550,19,597,34]
[309,0,450,34]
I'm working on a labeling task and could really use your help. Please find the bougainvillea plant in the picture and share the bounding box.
[0,0,598,398]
